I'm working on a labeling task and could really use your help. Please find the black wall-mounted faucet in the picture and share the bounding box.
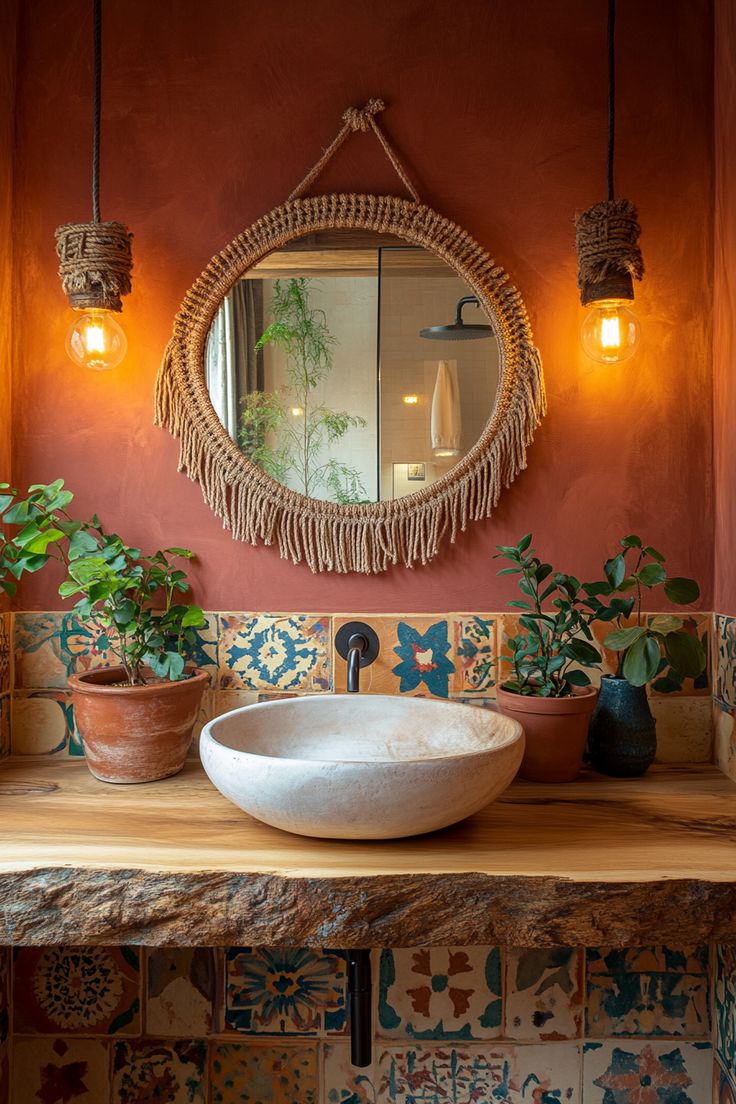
[335,622,380,693]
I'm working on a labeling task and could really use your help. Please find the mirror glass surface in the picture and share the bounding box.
[205,230,500,503]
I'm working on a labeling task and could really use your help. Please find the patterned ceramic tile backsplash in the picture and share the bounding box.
[1,609,715,761]
[714,613,736,782]
[1,943,729,1102]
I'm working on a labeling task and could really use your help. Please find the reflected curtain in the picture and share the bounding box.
[205,280,264,440]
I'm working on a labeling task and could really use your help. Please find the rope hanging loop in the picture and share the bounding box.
[288,97,420,204]
[575,198,643,306]
[55,220,133,311]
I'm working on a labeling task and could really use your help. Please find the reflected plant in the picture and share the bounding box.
[239,278,368,504]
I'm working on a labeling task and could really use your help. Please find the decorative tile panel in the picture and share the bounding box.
[11,1037,111,1104]
[333,615,496,698]
[12,690,74,755]
[219,615,331,692]
[715,614,736,708]
[713,699,736,782]
[583,1040,712,1103]
[324,1041,581,1103]
[715,945,736,1077]
[112,1038,205,1103]
[586,946,710,1038]
[378,946,502,1040]
[145,948,216,1036]
[0,611,10,695]
[715,1058,736,1104]
[210,1042,318,1104]
[225,947,347,1035]
[13,946,141,1035]
[505,947,583,1041]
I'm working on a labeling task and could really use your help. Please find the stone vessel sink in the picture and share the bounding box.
[200,695,524,839]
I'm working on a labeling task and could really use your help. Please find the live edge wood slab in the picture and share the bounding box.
[1,758,735,948]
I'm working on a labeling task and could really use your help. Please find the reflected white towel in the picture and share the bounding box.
[431,359,461,454]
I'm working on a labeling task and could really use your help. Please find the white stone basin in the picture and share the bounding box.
[200,695,524,839]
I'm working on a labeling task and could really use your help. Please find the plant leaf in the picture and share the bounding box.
[638,562,666,587]
[664,631,706,678]
[622,635,661,686]
[664,576,700,605]
[604,554,626,590]
[603,626,646,651]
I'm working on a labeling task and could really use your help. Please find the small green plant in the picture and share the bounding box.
[239,277,368,503]
[0,479,204,686]
[583,535,706,687]
[495,534,602,697]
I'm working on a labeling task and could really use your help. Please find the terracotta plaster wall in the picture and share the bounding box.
[714,0,736,615]
[0,0,18,487]
[9,0,714,612]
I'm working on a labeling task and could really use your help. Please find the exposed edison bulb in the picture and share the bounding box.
[65,308,127,370]
[580,300,641,364]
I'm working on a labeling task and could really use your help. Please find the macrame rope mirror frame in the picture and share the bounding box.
[156,100,546,574]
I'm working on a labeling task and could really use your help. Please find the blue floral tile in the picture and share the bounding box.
[715,615,736,708]
[505,947,583,1041]
[211,1042,318,1104]
[225,947,347,1035]
[333,616,458,697]
[112,1039,205,1103]
[714,945,736,1076]
[219,615,331,692]
[324,1041,581,1103]
[378,947,502,1041]
[583,1040,712,1104]
[0,612,10,695]
[12,690,74,755]
[586,946,710,1038]
[11,1037,111,1103]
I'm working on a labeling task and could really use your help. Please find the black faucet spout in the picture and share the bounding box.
[346,633,367,693]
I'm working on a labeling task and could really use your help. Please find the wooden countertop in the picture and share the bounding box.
[1,757,734,947]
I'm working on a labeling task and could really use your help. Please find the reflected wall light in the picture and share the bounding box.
[55,0,133,370]
[575,0,643,364]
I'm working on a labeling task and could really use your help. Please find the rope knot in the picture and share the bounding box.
[342,98,385,132]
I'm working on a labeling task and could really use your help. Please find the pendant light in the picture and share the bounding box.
[55,0,132,371]
[576,0,643,364]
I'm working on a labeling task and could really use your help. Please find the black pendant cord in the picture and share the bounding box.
[606,0,616,202]
[92,0,102,223]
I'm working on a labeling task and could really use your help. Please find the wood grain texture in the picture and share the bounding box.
[1,759,735,946]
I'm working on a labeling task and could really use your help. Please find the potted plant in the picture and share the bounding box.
[494,534,602,782]
[583,535,705,776]
[0,479,207,783]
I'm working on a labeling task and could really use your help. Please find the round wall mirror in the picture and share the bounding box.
[204,231,501,505]
[157,194,545,573]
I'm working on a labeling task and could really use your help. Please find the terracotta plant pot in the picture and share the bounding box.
[68,665,208,784]
[496,685,599,783]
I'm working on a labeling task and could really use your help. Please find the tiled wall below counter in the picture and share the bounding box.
[0,609,715,762]
[0,942,733,1102]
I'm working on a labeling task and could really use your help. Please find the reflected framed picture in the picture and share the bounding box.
[407,463,426,481]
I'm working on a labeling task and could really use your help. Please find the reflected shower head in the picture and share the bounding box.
[419,296,493,340]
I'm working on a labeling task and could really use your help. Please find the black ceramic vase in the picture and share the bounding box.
[587,676,656,777]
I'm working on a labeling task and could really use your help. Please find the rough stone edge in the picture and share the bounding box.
[2,869,735,947]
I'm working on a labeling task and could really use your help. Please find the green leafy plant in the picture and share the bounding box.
[582,535,706,687]
[239,277,368,504]
[0,479,204,686]
[495,534,602,697]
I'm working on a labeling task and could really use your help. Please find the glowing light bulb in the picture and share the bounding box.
[290,406,304,417]
[580,300,640,364]
[65,308,127,371]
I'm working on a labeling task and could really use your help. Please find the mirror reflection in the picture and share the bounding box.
[206,231,500,503]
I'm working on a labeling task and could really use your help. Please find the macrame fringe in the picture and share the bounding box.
[155,193,546,574]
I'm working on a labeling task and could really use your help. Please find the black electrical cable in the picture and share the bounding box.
[607,0,616,201]
[92,0,101,223]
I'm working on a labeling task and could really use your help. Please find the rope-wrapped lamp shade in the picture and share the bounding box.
[575,197,643,307]
[55,220,133,311]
